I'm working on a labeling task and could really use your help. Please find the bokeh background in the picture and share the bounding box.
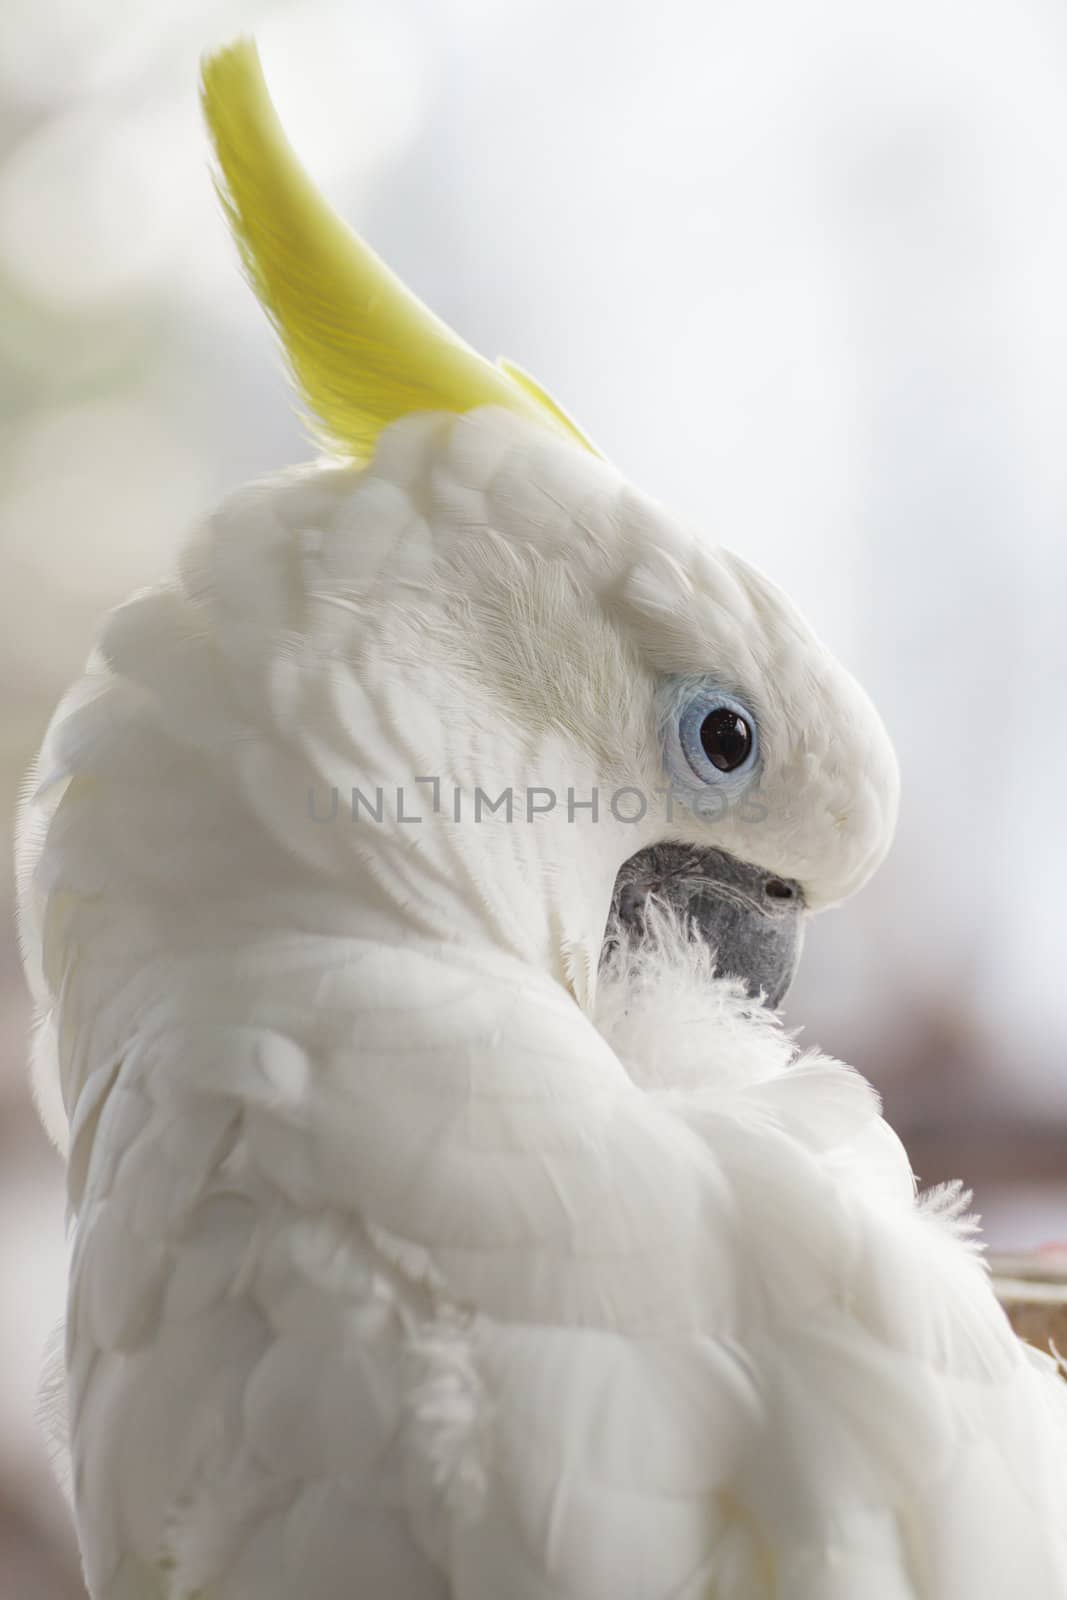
[2,0,1067,1589]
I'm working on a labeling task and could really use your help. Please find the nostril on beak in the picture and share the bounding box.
[765,879,795,902]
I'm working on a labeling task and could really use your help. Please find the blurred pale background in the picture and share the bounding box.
[3,0,1067,1590]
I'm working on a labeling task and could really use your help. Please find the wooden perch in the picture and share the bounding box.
[991,1250,1067,1364]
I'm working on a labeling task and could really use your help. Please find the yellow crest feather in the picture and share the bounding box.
[200,40,599,462]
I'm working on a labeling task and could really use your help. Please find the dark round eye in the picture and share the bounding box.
[669,679,760,793]
[699,707,753,772]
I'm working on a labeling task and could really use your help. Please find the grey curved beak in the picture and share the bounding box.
[604,842,806,1010]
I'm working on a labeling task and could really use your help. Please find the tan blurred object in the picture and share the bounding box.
[992,1251,1067,1364]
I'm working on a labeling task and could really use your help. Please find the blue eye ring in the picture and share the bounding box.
[657,675,761,808]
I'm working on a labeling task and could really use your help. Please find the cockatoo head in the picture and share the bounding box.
[198,42,899,1013]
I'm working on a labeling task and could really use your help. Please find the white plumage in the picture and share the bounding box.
[17,402,1067,1599]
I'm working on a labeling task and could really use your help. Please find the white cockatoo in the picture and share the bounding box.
[17,39,1067,1600]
